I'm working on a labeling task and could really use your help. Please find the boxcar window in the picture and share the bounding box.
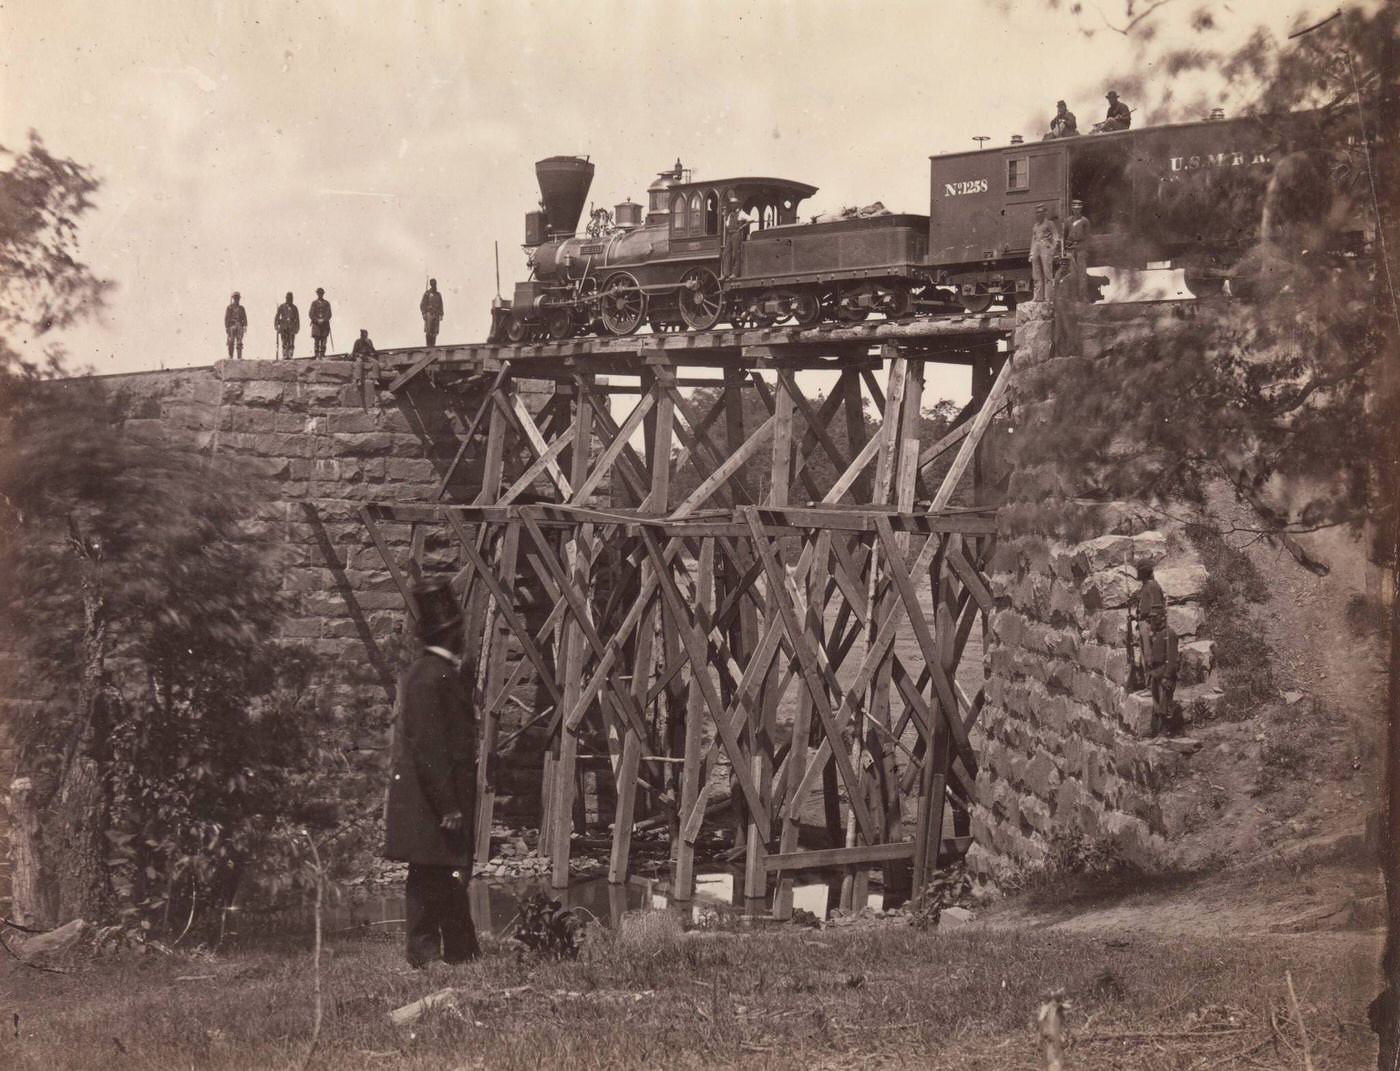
[705,192,719,235]
[672,194,687,233]
[1007,157,1030,192]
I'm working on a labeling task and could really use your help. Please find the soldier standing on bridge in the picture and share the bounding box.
[309,288,333,358]
[351,328,377,361]
[1029,204,1060,303]
[274,292,300,360]
[224,292,247,358]
[1061,199,1091,302]
[420,279,444,346]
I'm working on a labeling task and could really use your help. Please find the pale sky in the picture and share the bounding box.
[1,0,1333,403]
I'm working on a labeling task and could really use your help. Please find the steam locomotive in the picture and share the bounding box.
[488,111,1369,341]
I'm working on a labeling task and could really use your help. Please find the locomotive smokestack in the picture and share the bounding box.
[536,156,595,239]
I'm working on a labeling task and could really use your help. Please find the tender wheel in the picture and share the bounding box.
[790,291,822,326]
[959,293,995,315]
[505,314,530,344]
[545,307,572,340]
[679,268,723,330]
[600,272,646,336]
[885,285,914,320]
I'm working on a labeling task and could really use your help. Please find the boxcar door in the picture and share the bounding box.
[1000,146,1067,254]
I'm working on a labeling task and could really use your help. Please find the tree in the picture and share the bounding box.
[1035,4,1400,1065]
[0,135,336,933]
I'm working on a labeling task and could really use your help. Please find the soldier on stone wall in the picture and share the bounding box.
[1029,205,1060,302]
[309,288,333,358]
[224,292,247,358]
[274,292,300,360]
[420,279,444,347]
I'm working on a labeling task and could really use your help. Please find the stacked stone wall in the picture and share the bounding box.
[967,304,1222,882]
[0,359,551,907]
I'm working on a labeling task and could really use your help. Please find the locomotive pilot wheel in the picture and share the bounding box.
[958,293,995,315]
[679,268,723,331]
[600,272,646,336]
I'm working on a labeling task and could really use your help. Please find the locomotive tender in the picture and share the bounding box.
[489,110,1364,341]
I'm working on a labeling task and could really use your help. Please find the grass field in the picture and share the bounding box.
[2,910,1379,1070]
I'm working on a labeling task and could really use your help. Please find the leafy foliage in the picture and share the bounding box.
[512,892,587,959]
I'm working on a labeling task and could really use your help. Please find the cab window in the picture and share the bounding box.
[672,195,687,233]
[704,192,719,235]
[1007,157,1030,192]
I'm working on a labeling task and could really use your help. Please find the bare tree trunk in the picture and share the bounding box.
[6,777,42,928]
[47,528,113,924]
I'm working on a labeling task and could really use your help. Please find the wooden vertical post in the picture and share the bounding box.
[470,396,510,868]
[744,372,793,907]
[673,536,714,902]
[551,375,595,887]
[722,368,758,856]
[844,348,906,911]
[609,369,673,884]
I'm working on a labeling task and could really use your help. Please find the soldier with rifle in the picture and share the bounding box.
[274,292,300,360]
[420,279,444,346]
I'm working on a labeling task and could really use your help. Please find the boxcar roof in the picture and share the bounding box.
[928,113,1276,162]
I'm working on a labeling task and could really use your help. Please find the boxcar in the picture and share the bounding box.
[927,111,1362,306]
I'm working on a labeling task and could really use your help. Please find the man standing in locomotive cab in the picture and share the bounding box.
[1100,91,1132,132]
[309,287,332,358]
[1029,204,1061,303]
[274,292,300,359]
[224,291,247,358]
[1048,100,1079,139]
[1061,199,1091,301]
[384,579,481,968]
[721,206,750,281]
[421,278,444,346]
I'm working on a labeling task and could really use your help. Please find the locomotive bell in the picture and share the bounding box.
[535,155,595,240]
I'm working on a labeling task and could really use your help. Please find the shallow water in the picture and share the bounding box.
[329,868,885,937]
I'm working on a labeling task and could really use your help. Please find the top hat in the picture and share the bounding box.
[411,579,462,639]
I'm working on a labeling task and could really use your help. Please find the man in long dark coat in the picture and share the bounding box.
[384,580,480,968]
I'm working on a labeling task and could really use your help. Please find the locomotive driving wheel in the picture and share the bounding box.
[600,272,646,336]
[505,314,530,344]
[679,268,723,330]
[545,307,572,341]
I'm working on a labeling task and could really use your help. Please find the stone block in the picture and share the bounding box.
[1024,752,1061,799]
[1019,794,1053,836]
[239,381,285,406]
[333,432,396,457]
[328,411,381,434]
[1082,568,1134,611]
[1180,639,1214,685]
[1054,776,1085,819]
[1121,689,1155,736]
[1168,604,1204,636]
[219,359,300,381]
[386,457,437,483]
[1156,561,1208,602]
[280,617,323,639]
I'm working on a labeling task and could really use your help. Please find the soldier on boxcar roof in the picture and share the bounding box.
[1099,91,1132,132]
[1048,100,1079,139]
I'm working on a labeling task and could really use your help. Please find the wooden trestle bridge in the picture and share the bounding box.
[359,314,1014,917]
